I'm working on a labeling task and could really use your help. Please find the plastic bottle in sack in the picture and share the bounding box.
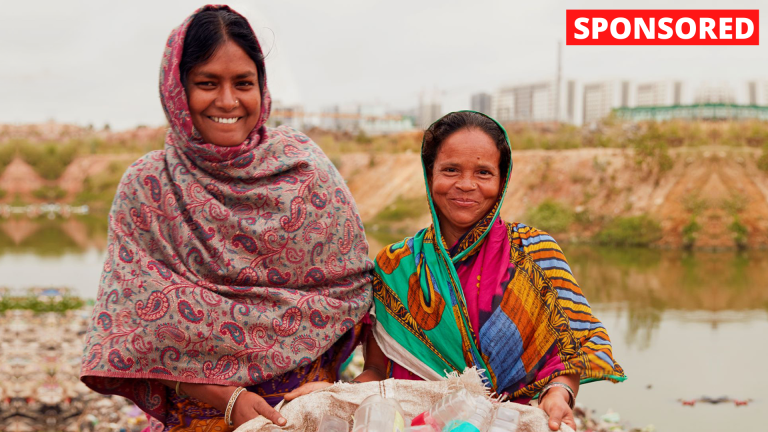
[444,396,493,432]
[486,406,519,432]
[317,414,349,432]
[410,389,477,431]
[352,394,406,432]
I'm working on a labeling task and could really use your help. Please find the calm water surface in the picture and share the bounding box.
[2,220,765,431]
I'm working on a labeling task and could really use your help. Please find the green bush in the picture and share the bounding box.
[594,215,663,246]
[0,294,84,313]
[758,146,768,172]
[17,140,80,180]
[0,142,15,174]
[721,194,747,215]
[682,217,701,248]
[355,131,373,145]
[75,161,127,209]
[728,217,749,249]
[525,200,574,233]
[629,123,675,172]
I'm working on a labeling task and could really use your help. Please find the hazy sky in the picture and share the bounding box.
[2,0,767,129]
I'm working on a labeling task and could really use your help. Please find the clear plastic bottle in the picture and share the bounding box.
[352,394,406,432]
[411,390,478,432]
[443,396,493,432]
[486,406,519,432]
[317,414,349,432]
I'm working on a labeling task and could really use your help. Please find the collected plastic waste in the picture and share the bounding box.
[352,394,406,432]
[486,406,519,432]
[410,389,478,431]
[445,396,494,432]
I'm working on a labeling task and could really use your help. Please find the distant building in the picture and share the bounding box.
[582,81,630,125]
[471,93,492,115]
[566,80,577,123]
[614,104,768,122]
[694,83,736,104]
[417,102,442,129]
[636,81,683,107]
[318,104,414,134]
[747,80,768,105]
[320,104,361,132]
[492,81,554,123]
[357,104,414,134]
[491,80,577,124]
[268,101,304,130]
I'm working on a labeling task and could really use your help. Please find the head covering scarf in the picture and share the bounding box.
[80,4,372,424]
[371,111,624,400]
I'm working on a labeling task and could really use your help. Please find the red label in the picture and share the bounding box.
[566,10,759,45]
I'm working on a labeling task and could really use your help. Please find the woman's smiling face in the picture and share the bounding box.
[429,128,502,243]
[186,40,262,147]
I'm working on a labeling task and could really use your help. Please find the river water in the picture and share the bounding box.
[1,219,765,431]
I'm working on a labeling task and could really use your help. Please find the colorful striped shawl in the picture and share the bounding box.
[371,111,625,399]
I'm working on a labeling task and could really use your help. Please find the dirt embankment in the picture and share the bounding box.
[2,144,768,250]
[338,146,768,250]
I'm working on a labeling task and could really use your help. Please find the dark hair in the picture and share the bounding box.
[422,111,511,178]
[179,8,266,95]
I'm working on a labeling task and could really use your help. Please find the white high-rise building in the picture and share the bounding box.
[694,82,736,104]
[491,80,578,124]
[417,102,442,129]
[492,81,556,123]
[582,81,630,125]
[636,81,683,107]
[747,81,768,105]
[471,93,492,116]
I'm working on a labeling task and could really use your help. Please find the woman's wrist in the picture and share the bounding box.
[540,382,575,409]
[159,380,239,413]
[542,386,570,403]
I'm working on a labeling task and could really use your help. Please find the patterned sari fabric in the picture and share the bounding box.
[371,111,624,401]
[162,322,364,432]
[80,5,372,431]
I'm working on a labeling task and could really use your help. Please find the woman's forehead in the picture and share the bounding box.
[437,131,499,159]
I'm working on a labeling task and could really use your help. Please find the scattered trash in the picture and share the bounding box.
[676,396,753,407]
[0,307,146,431]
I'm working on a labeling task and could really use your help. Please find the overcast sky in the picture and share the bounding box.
[2,0,767,129]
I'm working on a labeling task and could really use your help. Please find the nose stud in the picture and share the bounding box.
[234,99,240,106]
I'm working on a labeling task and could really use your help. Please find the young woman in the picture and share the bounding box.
[80,6,372,431]
[287,111,625,431]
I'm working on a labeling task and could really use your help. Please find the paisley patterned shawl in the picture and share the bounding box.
[80,5,372,423]
[371,111,624,399]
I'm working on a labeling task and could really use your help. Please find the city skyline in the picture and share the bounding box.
[3,0,768,130]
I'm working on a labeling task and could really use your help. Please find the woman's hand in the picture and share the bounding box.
[230,390,287,429]
[283,381,333,402]
[158,380,286,428]
[538,387,575,431]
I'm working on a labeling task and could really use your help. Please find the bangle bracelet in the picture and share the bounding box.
[540,381,575,409]
[225,387,247,427]
[175,381,187,398]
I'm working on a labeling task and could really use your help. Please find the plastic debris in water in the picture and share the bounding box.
[600,411,621,423]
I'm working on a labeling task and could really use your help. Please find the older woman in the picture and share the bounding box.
[80,5,372,431]
[289,111,625,431]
